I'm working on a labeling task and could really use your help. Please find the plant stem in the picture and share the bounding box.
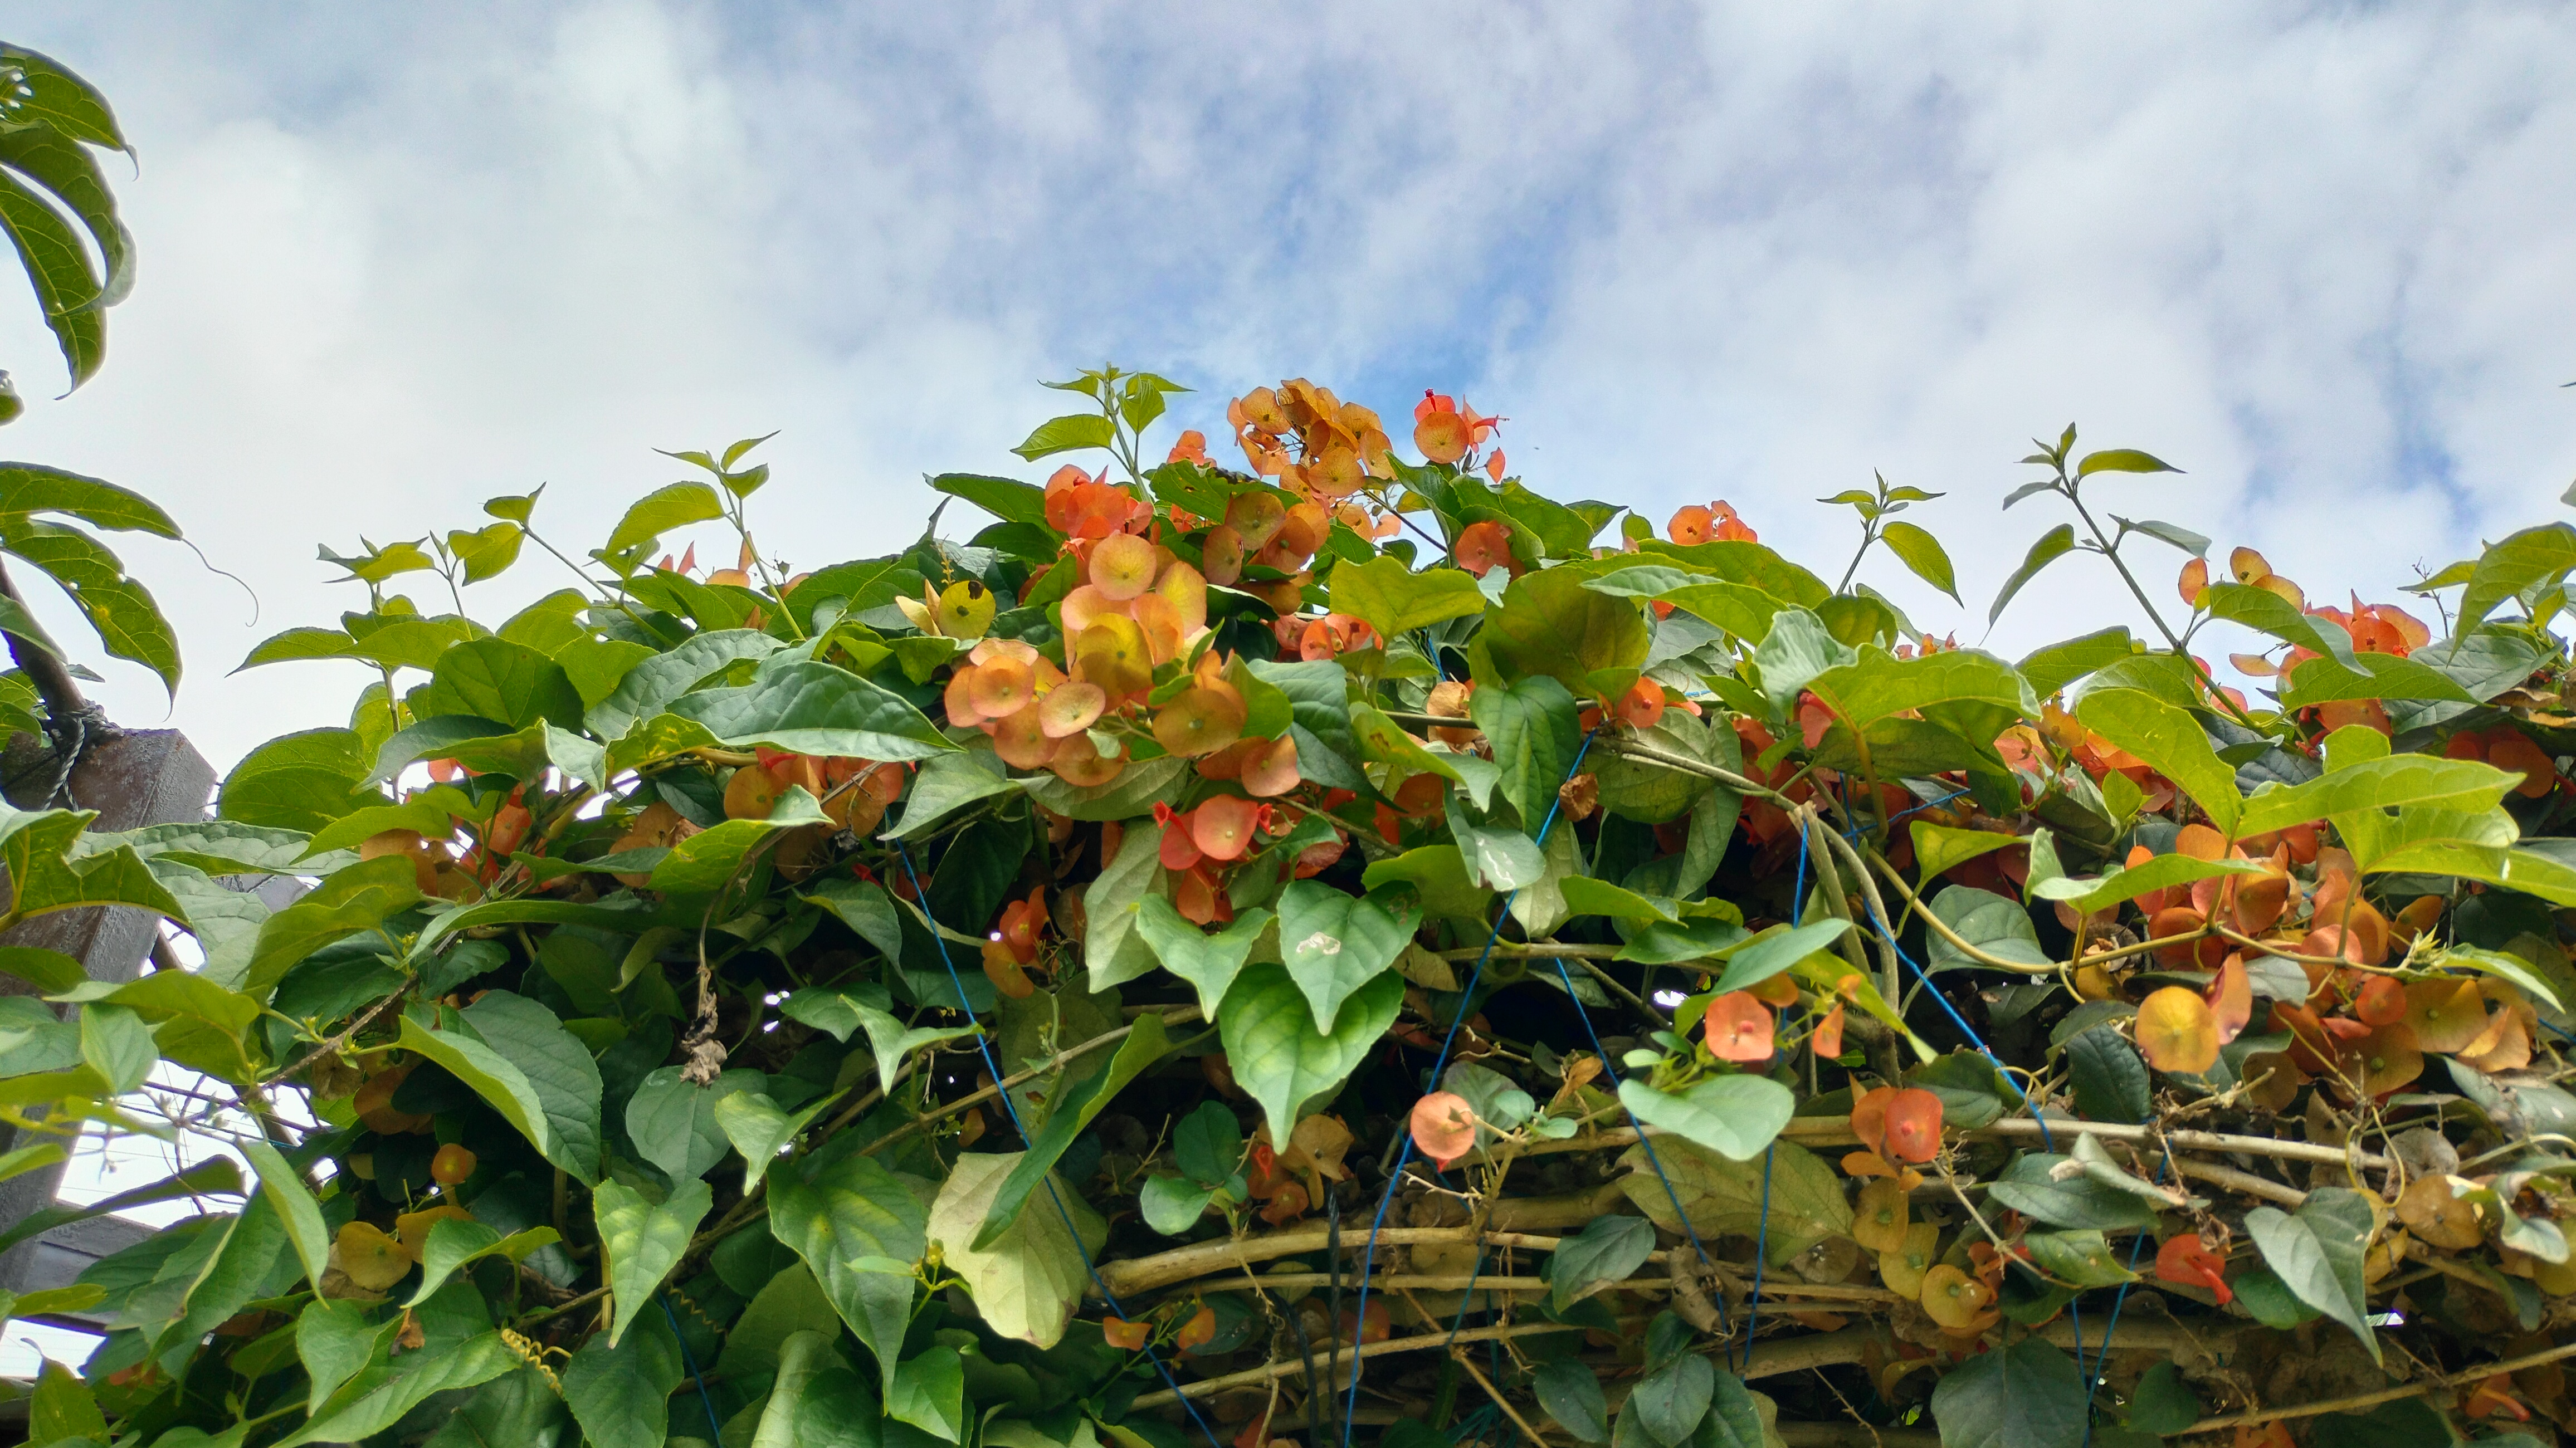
[2057,486,2262,732]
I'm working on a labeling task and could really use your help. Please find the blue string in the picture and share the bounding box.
[1741,1145,1774,1373]
[892,842,1230,1448]
[662,1294,724,1444]
[2076,1155,2171,1447]
[1342,730,1684,1444]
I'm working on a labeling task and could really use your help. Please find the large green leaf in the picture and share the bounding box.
[418,638,584,730]
[880,751,1022,840]
[1879,520,1960,603]
[461,991,604,1185]
[604,481,725,557]
[396,1015,577,1182]
[1277,879,1417,1033]
[1011,411,1115,461]
[2031,852,2267,917]
[887,1347,965,1442]
[1,517,179,693]
[930,473,1047,526]
[244,855,421,997]
[2237,753,2521,836]
[648,786,834,895]
[1616,1137,1848,1265]
[0,804,182,926]
[2018,627,2135,698]
[767,1152,928,1396]
[666,658,954,760]
[2245,1188,2379,1363]
[296,1298,394,1414]
[1710,919,1852,995]
[0,169,104,388]
[417,1368,568,1448]
[1470,674,1583,836]
[1984,1153,2160,1231]
[713,1089,840,1193]
[1988,524,2077,626]
[586,628,782,738]
[1807,647,2038,733]
[240,1138,330,1288]
[1329,554,1488,639]
[2076,688,2237,834]
[1928,1338,2086,1448]
[1616,1075,1793,1162]
[1481,566,1649,692]
[1549,1215,1657,1313]
[594,1177,711,1347]
[1128,897,1271,1021]
[276,1332,514,1448]
[972,1012,1170,1250]
[1082,823,1168,991]
[2454,522,2576,639]
[926,1151,1104,1349]
[1218,962,1403,1149]
[1924,885,2051,972]
[0,463,173,536]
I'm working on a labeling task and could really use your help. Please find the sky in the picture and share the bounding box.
[1,1,2573,779]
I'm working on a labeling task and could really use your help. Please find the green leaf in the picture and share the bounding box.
[594,1177,712,1346]
[297,1298,394,1413]
[880,752,1021,840]
[928,1151,1103,1349]
[1549,1215,1657,1313]
[1081,821,1169,991]
[1629,1351,1713,1446]
[1617,1137,1849,1265]
[1879,521,1960,603]
[2076,448,2180,477]
[1617,1076,1793,1162]
[1753,608,1856,717]
[1139,1175,1218,1235]
[604,481,725,556]
[972,1012,1172,1250]
[2033,852,2267,916]
[2023,1228,2139,1288]
[240,1138,331,1288]
[462,990,604,1185]
[1470,674,1583,838]
[767,1152,928,1396]
[74,1000,149,1093]
[2245,1188,2380,1363]
[2455,522,2576,638]
[1590,710,1741,825]
[396,1014,574,1181]
[444,520,523,583]
[1808,647,2038,733]
[1534,1359,1610,1443]
[1219,962,1404,1150]
[1925,886,2051,972]
[1010,412,1116,461]
[1985,1153,2160,1231]
[0,170,104,387]
[586,628,782,739]
[2114,516,2209,556]
[419,1369,570,1448]
[930,473,1048,526]
[2125,1361,2201,1436]
[563,1312,684,1448]
[1928,1338,2086,1448]
[245,855,420,996]
[1710,919,1853,996]
[419,638,584,730]
[1277,880,1418,1034]
[2018,628,2135,698]
[278,1333,515,1448]
[2063,1025,2150,1125]
[1130,897,1271,1021]
[2310,1397,2457,1448]
[1481,566,1650,693]
[0,1156,238,1255]
[1910,823,2024,884]
[2076,688,2238,834]
[29,1360,104,1445]
[887,1347,966,1442]
[1329,554,1488,639]
[666,658,955,761]
[2237,752,2521,836]
[1988,524,2078,626]
[648,786,835,894]
[408,1220,557,1307]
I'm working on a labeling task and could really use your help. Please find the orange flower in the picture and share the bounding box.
[1410,1092,1477,1168]
[1851,1085,1944,1165]
[1812,1002,1846,1060]
[2155,1233,2232,1304]
[2136,987,2221,1074]
[1618,676,1666,730]
[1703,991,1775,1062]
[1165,430,1211,467]
[1454,520,1513,577]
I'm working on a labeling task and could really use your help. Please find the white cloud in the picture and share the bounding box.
[0,1,2567,771]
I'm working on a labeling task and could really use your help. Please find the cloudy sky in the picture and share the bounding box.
[2,1,2572,774]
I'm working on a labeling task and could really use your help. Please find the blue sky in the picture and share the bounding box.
[3,1,2574,771]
